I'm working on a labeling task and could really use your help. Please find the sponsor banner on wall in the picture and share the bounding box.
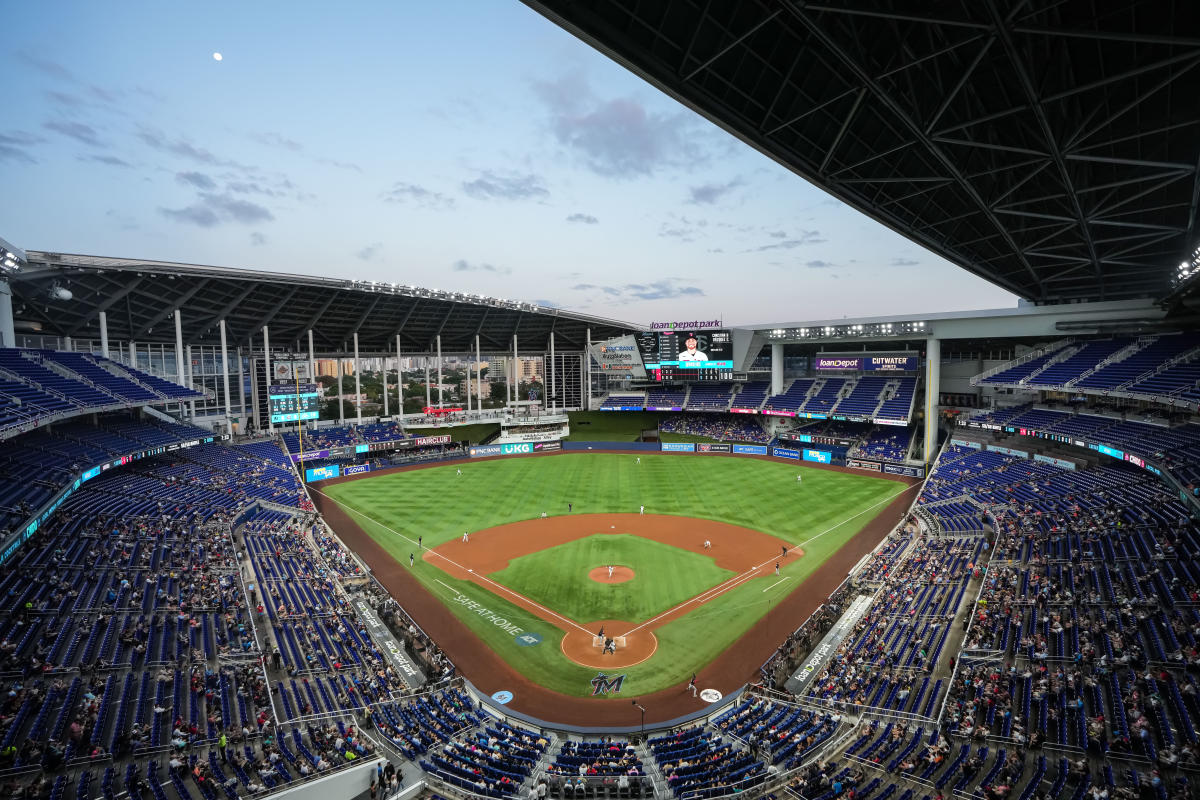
[1033,454,1076,470]
[343,464,371,476]
[469,445,504,458]
[305,464,340,482]
[883,463,925,478]
[661,442,696,452]
[816,355,919,372]
[589,334,648,379]
[873,417,909,426]
[986,444,1029,458]
[785,593,873,693]
[499,429,566,443]
[729,408,759,414]
[771,447,800,460]
[847,458,882,472]
[803,449,832,464]
[697,443,732,453]
[290,449,332,463]
[533,441,562,452]
[950,438,983,450]
[761,409,796,417]
[733,444,769,455]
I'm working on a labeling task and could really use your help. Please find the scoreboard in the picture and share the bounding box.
[269,383,320,423]
[635,329,734,382]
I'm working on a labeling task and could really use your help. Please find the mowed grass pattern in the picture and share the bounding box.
[490,534,735,624]
[320,453,907,697]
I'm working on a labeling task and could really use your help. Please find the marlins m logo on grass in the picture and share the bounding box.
[590,672,626,696]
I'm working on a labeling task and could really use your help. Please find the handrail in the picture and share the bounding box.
[969,338,1072,386]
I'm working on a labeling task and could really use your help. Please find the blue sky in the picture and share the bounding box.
[1,1,1019,326]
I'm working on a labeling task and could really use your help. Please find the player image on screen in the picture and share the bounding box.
[677,334,708,361]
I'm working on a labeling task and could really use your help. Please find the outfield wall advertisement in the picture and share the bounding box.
[660,442,695,452]
[733,444,768,455]
[697,443,732,453]
[305,464,341,482]
[771,447,800,460]
[468,442,540,458]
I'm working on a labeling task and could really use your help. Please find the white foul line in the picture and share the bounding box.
[762,577,790,593]
[621,482,920,636]
[310,486,595,637]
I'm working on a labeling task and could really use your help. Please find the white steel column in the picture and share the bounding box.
[586,328,592,411]
[263,325,273,432]
[220,319,232,423]
[382,348,390,418]
[396,335,403,417]
[436,334,444,408]
[549,331,556,412]
[924,337,941,464]
[307,330,315,387]
[174,309,185,388]
[337,349,345,424]
[99,311,109,358]
[771,342,784,397]
[236,346,247,424]
[128,341,136,369]
[185,344,195,417]
[475,335,483,411]
[512,334,518,403]
[353,332,362,425]
[424,357,431,409]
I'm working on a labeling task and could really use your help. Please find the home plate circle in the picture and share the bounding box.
[700,689,723,703]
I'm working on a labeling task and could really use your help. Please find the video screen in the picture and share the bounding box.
[635,330,733,381]
[269,383,320,423]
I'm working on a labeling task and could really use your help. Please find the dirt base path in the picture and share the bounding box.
[312,455,920,727]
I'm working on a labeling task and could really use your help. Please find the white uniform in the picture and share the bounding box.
[703,540,711,549]
[462,531,469,543]
[608,565,614,578]
[639,505,644,515]
[797,474,803,483]
[677,349,708,361]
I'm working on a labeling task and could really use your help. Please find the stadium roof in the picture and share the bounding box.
[9,252,635,353]
[523,0,1200,304]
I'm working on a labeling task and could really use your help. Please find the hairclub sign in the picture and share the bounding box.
[648,319,722,330]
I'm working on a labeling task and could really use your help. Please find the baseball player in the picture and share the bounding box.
[608,565,614,578]
[639,505,644,515]
[462,531,469,543]
[703,540,712,550]
[456,468,463,476]
[409,553,414,567]
[686,674,698,696]
[677,335,708,361]
[797,474,802,483]
[636,457,641,464]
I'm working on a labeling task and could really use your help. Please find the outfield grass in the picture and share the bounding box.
[565,411,662,441]
[491,534,735,624]
[321,453,905,697]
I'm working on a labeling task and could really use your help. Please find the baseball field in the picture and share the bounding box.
[315,452,913,709]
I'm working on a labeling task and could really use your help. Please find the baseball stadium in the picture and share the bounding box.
[2,3,1200,800]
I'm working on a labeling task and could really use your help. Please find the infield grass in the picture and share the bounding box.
[491,534,735,624]
[320,452,908,697]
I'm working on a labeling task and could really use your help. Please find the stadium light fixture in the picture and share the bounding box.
[0,236,27,274]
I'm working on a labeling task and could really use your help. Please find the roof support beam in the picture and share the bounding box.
[819,88,866,174]
[682,8,780,82]
[65,277,145,337]
[134,279,210,339]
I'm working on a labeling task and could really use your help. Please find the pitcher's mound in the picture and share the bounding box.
[589,566,634,584]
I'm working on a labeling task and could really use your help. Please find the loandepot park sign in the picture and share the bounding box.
[649,319,723,330]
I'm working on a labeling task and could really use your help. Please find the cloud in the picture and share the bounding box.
[356,242,383,261]
[43,120,104,147]
[687,178,743,205]
[767,230,787,239]
[159,192,274,227]
[891,257,920,266]
[251,131,303,151]
[81,154,133,168]
[250,232,267,246]
[137,128,249,169]
[805,260,836,268]
[533,71,709,178]
[316,157,362,172]
[20,52,74,81]
[452,259,511,275]
[0,131,45,163]
[461,171,549,202]
[566,213,599,225]
[176,171,217,190]
[747,230,826,251]
[381,181,455,209]
[570,278,703,301]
